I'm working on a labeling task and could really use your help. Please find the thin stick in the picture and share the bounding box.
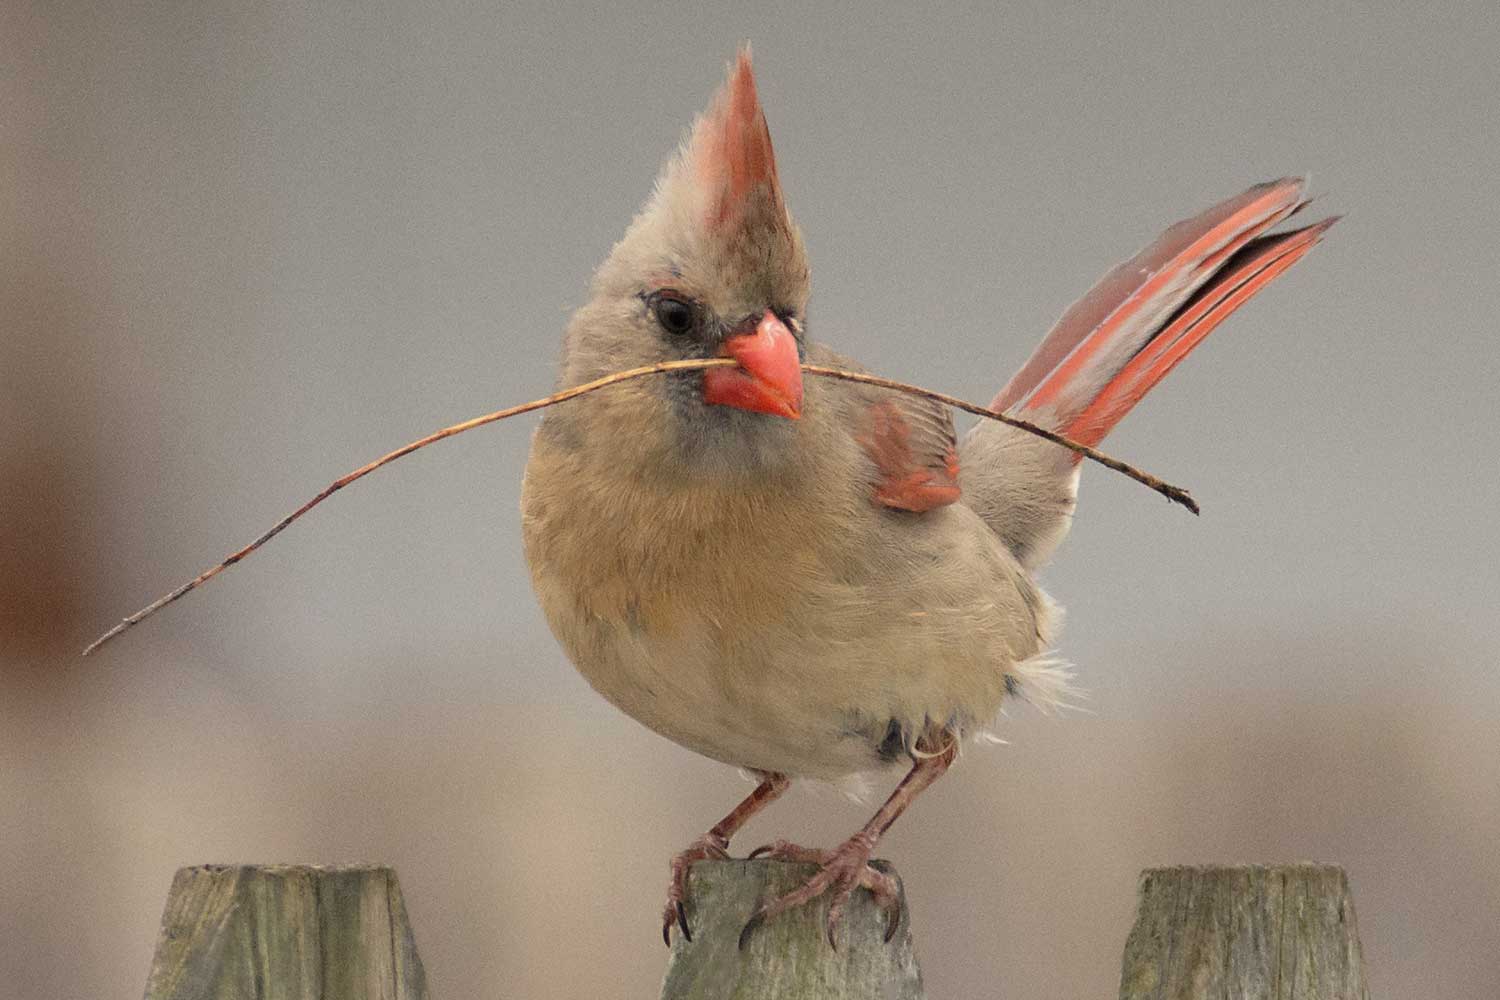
[83,359,1193,655]
[801,365,1199,515]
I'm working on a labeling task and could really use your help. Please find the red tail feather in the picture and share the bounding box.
[995,179,1334,450]
[1064,217,1336,447]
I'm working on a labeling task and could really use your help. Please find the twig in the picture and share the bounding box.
[801,365,1199,515]
[83,358,1193,655]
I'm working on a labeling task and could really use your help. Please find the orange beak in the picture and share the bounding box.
[701,310,803,419]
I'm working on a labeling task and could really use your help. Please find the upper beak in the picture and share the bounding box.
[701,310,803,419]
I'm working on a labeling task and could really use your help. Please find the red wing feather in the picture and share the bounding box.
[858,397,962,513]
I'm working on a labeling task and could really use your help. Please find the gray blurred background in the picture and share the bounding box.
[4,2,1498,997]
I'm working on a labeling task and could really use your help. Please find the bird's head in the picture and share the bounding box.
[561,49,811,457]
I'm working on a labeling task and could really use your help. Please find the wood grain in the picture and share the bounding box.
[142,864,427,1000]
[1118,864,1369,1000]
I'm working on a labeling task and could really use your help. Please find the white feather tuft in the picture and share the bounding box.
[834,772,874,804]
[1005,651,1087,715]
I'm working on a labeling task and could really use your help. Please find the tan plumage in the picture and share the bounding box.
[520,49,1333,944]
[524,346,1056,778]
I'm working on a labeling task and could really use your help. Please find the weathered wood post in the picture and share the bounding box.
[1118,864,1369,1000]
[142,864,427,1000]
[659,859,925,1000]
[139,859,1371,998]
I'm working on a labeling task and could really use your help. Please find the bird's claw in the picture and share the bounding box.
[661,832,731,946]
[746,838,830,863]
[739,832,900,949]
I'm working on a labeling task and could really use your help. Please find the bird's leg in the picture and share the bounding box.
[742,734,958,949]
[663,771,790,944]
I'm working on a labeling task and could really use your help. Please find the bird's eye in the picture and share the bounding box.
[652,295,697,336]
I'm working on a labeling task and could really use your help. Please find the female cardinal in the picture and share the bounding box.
[520,49,1333,947]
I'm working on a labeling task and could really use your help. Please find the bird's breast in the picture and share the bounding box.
[519,422,1043,778]
[520,431,869,773]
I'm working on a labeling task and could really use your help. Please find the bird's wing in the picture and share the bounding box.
[812,347,961,513]
[857,391,961,512]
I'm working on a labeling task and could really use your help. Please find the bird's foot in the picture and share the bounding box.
[740,831,900,949]
[662,831,731,945]
[746,838,832,864]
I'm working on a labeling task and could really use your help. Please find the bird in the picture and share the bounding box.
[519,48,1334,948]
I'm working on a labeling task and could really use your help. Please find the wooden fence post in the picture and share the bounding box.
[138,859,1370,998]
[659,859,925,1000]
[142,864,427,1000]
[1118,864,1370,1000]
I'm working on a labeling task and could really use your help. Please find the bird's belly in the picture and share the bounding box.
[533,589,887,777]
[529,563,1033,779]
[600,639,888,779]
[521,440,1048,779]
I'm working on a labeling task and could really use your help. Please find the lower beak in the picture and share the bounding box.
[701,310,804,419]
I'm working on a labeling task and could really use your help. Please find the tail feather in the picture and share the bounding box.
[959,178,1334,570]
[1064,216,1338,447]
[996,178,1315,427]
